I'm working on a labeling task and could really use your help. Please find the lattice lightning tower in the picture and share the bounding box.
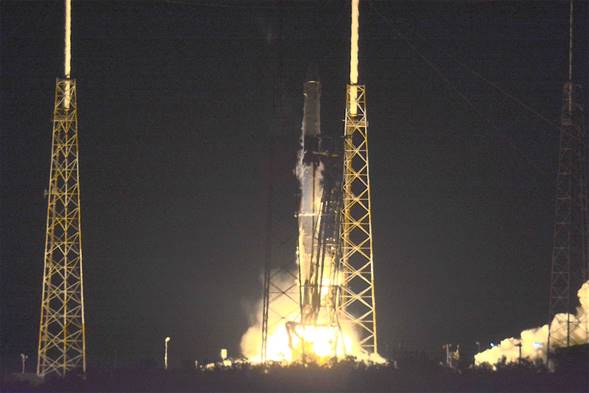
[338,0,378,355]
[37,0,87,377]
[261,4,300,363]
[547,0,588,358]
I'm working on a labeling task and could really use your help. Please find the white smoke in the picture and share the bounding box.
[239,101,322,362]
[240,270,300,362]
[475,280,589,367]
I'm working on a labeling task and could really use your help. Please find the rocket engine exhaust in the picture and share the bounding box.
[287,77,348,363]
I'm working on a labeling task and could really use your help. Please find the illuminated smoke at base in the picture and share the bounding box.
[239,271,380,364]
[475,280,589,367]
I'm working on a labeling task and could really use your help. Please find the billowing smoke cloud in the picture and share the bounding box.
[240,270,300,362]
[475,280,589,367]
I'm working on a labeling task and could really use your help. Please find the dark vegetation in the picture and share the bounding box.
[2,349,587,393]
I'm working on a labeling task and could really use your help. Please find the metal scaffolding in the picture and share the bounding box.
[547,0,588,360]
[37,0,86,377]
[37,78,87,377]
[336,0,378,356]
[339,83,378,355]
[547,79,587,356]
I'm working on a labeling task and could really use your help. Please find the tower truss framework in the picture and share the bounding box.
[260,2,300,363]
[37,78,87,377]
[339,84,378,354]
[547,81,587,355]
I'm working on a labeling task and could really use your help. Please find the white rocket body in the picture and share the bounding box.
[297,81,324,323]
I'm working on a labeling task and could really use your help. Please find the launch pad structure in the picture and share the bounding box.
[338,0,378,356]
[37,0,87,377]
[259,0,379,363]
[339,82,377,355]
[24,0,589,374]
[32,0,381,371]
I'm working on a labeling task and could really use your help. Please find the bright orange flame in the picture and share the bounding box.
[262,321,355,365]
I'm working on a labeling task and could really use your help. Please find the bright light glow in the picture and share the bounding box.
[244,309,384,365]
[65,0,71,78]
[349,0,359,85]
[240,275,372,365]
[286,324,352,363]
[64,0,72,109]
[348,0,360,116]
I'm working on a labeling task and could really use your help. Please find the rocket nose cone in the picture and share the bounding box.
[305,63,320,83]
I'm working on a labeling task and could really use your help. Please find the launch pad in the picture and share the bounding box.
[247,0,382,365]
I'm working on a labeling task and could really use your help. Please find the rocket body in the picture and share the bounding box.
[301,81,321,163]
[297,80,324,324]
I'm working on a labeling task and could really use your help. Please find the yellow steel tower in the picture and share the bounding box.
[339,0,378,355]
[37,0,86,377]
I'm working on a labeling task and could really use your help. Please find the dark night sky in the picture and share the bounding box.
[1,0,588,370]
